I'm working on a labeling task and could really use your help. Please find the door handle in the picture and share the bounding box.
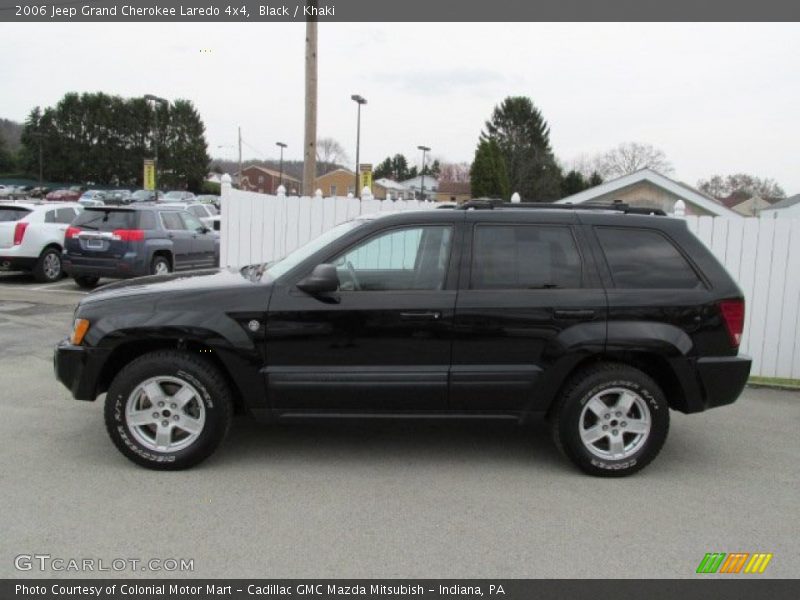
[400,311,441,321]
[554,309,595,319]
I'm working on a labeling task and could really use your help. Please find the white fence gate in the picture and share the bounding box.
[219,178,800,379]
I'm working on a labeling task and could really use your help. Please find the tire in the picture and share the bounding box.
[104,350,233,470]
[33,247,63,283]
[73,275,99,289]
[150,254,171,276]
[550,363,670,477]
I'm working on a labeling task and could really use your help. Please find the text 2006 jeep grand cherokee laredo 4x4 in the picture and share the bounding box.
[54,201,751,476]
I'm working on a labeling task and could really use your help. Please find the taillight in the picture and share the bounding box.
[13,222,28,245]
[65,226,81,239]
[111,229,144,241]
[719,299,745,348]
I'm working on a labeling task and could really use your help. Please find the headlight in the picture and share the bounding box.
[70,318,90,345]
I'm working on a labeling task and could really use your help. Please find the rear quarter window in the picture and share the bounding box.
[0,207,31,222]
[595,226,704,289]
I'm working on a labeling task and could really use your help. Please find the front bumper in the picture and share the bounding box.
[53,339,110,401]
[695,355,752,410]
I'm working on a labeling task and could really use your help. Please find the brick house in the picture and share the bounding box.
[237,166,300,195]
[437,181,472,203]
[315,168,357,198]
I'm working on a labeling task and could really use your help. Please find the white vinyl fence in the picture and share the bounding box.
[219,177,800,379]
[684,216,800,379]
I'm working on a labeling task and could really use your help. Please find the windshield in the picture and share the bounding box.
[265,220,364,279]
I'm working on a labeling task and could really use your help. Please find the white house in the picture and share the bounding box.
[556,168,741,218]
[759,194,800,218]
[400,175,438,201]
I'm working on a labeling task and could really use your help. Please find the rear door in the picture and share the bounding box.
[450,212,607,412]
[158,211,193,270]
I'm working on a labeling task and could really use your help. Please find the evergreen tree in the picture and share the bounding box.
[561,170,588,197]
[481,96,561,201]
[470,139,510,199]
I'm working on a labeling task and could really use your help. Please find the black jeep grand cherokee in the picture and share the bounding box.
[54,202,751,475]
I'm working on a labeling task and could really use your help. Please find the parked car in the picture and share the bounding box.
[195,194,221,209]
[54,201,751,472]
[61,205,219,288]
[159,201,218,227]
[0,185,26,199]
[79,190,107,204]
[45,189,81,202]
[163,191,196,202]
[0,201,83,282]
[129,190,165,203]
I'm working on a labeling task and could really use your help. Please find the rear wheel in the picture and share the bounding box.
[104,350,233,470]
[73,275,100,289]
[550,363,670,477]
[33,247,62,283]
[151,255,171,275]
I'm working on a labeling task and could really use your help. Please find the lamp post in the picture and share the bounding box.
[417,145,430,201]
[276,142,287,192]
[144,94,168,196]
[351,94,367,197]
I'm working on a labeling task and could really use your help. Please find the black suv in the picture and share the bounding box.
[54,202,750,475]
[62,205,219,288]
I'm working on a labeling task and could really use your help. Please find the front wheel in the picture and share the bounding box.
[104,351,233,470]
[550,363,670,477]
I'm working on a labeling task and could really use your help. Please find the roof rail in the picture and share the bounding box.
[456,198,666,216]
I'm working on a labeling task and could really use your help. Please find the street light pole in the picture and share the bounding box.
[144,94,168,197]
[351,94,367,197]
[417,145,430,201]
[276,142,287,192]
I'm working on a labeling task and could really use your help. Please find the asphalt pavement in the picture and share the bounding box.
[1,271,798,579]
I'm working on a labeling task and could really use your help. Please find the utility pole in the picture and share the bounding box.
[302,6,318,196]
[237,126,242,188]
[351,95,367,197]
[276,142,287,192]
[418,145,430,201]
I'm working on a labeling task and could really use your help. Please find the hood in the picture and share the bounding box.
[81,267,272,305]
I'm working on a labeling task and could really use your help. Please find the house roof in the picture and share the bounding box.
[438,181,471,195]
[556,168,742,218]
[316,168,355,180]
[238,165,300,183]
[761,193,800,211]
[374,178,406,191]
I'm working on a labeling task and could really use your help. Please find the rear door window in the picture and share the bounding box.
[160,211,185,231]
[470,224,583,289]
[595,227,704,289]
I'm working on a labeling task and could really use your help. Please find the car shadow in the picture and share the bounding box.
[208,415,566,472]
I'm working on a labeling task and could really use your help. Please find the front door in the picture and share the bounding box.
[179,211,217,268]
[265,223,458,412]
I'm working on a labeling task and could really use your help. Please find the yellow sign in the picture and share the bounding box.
[143,159,155,191]
[359,163,372,192]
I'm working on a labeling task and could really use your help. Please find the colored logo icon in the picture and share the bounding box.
[696,552,773,574]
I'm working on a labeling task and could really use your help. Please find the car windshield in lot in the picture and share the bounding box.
[0,206,32,222]
[265,219,363,279]
[73,208,138,230]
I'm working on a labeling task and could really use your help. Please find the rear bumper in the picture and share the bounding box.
[53,339,110,401]
[62,252,149,279]
[0,255,37,271]
[692,355,752,412]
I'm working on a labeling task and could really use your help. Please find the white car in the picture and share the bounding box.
[0,201,83,282]
[159,202,218,227]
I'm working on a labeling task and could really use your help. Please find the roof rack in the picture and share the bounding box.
[456,198,666,216]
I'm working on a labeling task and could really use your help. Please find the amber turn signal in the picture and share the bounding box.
[70,319,90,345]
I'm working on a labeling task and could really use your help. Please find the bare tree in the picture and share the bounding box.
[595,142,673,179]
[316,137,348,171]
[438,161,471,183]
[698,173,785,200]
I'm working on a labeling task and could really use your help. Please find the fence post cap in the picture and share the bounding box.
[277,185,286,196]
[315,188,323,198]
[673,199,686,217]
[511,192,521,203]
[221,173,232,185]
[347,192,354,199]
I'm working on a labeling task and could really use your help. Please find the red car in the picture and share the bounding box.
[45,189,81,201]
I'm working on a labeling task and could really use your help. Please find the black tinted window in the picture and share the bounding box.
[596,227,703,289]
[0,207,31,222]
[73,209,137,231]
[471,225,582,289]
[160,211,185,230]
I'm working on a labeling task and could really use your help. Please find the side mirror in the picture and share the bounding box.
[297,264,339,295]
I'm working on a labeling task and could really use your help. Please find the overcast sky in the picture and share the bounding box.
[1,22,799,192]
